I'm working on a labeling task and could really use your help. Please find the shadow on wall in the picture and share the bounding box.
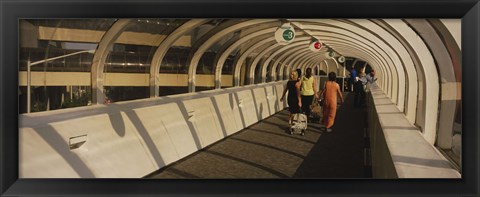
[28,125,95,178]
[175,100,203,150]
[233,92,247,128]
[210,96,229,137]
[24,101,175,178]
[20,82,288,178]
[122,105,169,167]
[108,112,126,137]
[250,89,261,122]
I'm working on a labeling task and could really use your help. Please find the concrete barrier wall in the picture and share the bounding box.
[19,81,288,178]
[367,84,460,178]
[367,93,398,178]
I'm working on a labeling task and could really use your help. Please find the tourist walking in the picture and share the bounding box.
[300,68,319,122]
[280,70,302,125]
[320,72,344,132]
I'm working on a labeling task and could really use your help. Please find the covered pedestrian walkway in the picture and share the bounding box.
[2,1,480,196]
[13,18,464,180]
[146,93,370,178]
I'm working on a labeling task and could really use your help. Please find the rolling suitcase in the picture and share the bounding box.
[290,112,307,135]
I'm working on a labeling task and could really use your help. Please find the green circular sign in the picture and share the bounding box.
[282,30,294,41]
[329,51,335,57]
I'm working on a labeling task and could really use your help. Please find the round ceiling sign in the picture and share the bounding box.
[325,51,336,59]
[275,23,295,45]
[309,40,323,52]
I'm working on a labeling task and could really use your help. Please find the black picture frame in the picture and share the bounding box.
[1,0,479,196]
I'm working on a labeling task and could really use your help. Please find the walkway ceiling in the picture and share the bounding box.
[22,19,461,142]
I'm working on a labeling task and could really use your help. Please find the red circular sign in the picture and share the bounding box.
[314,42,322,49]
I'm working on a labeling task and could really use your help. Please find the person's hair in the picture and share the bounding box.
[328,72,336,81]
[296,68,302,78]
[290,69,298,80]
[306,68,312,78]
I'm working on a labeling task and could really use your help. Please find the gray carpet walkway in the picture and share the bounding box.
[146,92,371,178]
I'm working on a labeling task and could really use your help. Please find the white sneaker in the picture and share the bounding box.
[326,128,333,132]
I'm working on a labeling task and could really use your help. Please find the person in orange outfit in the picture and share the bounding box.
[320,72,344,132]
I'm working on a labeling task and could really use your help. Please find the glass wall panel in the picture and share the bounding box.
[451,101,461,167]
[158,20,227,95]
[247,44,272,84]
[19,19,115,113]
[222,56,235,74]
[429,19,462,170]
[254,60,263,84]
[193,21,237,91]
[104,19,187,102]
[266,61,275,82]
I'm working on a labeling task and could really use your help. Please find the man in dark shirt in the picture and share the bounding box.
[349,67,357,92]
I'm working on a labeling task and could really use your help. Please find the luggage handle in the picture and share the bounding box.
[295,109,306,120]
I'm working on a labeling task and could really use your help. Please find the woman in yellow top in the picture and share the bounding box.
[300,68,318,122]
[320,72,344,132]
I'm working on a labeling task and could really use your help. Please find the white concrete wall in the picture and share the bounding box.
[19,81,287,178]
[367,84,460,178]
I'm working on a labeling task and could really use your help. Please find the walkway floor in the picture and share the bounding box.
[146,92,371,178]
